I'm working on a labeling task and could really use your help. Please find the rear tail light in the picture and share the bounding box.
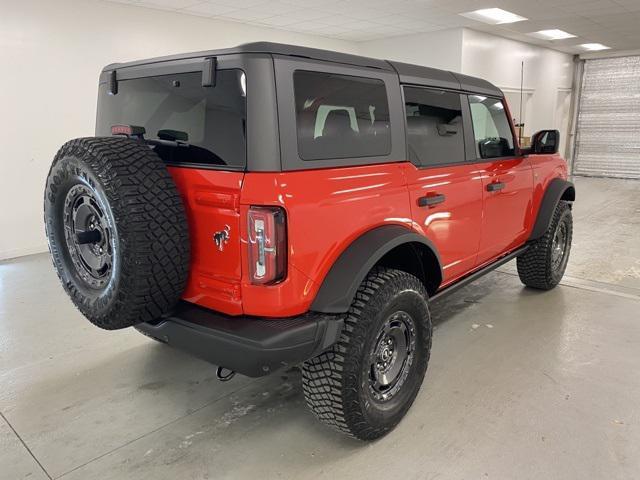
[248,206,287,285]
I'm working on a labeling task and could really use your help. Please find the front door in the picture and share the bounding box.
[466,95,534,264]
[403,87,483,285]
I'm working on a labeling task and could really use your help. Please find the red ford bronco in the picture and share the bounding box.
[44,42,575,440]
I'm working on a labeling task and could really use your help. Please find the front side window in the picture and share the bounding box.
[293,71,391,160]
[404,87,464,167]
[96,70,247,169]
[468,95,515,159]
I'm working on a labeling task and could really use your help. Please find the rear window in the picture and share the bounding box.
[96,69,246,169]
[293,71,391,160]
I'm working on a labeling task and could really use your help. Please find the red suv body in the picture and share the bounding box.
[46,42,575,439]
[95,42,574,368]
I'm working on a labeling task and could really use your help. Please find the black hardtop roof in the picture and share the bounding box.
[103,41,503,97]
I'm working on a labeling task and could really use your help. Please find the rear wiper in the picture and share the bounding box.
[158,129,189,142]
[146,138,190,149]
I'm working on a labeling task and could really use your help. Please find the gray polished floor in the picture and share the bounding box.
[1,176,639,480]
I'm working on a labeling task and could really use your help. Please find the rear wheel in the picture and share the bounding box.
[44,137,190,330]
[302,268,432,440]
[517,200,573,290]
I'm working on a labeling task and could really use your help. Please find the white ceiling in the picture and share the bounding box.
[106,0,640,53]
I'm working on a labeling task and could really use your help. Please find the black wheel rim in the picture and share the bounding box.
[551,219,568,272]
[63,184,114,289]
[368,311,416,402]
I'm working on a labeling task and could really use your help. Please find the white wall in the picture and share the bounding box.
[460,29,574,136]
[358,29,464,72]
[0,0,356,260]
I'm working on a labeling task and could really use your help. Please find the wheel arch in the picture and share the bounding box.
[310,225,443,313]
[529,178,575,241]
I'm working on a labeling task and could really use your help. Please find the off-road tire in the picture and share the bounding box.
[302,268,432,440]
[517,200,572,290]
[44,137,190,330]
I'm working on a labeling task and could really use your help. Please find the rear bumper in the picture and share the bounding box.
[135,302,343,377]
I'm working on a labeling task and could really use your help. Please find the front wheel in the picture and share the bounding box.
[302,268,432,440]
[517,200,573,290]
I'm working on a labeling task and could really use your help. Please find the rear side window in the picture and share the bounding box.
[468,95,515,159]
[96,70,246,169]
[293,71,391,160]
[404,87,465,167]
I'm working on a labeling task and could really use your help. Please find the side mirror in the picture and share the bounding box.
[531,129,560,155]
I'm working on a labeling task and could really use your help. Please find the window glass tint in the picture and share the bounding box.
[404,87,464,166]
[468,95,515,159]
[96,70,246,169]
[293,71,391,160]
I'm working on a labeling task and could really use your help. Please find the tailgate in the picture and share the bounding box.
[169,167,245,315]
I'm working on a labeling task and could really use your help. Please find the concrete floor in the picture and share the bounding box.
[1,176,639,480]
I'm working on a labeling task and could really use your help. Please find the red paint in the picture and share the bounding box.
[169,151,567,318]
[404,162,483,283]
[475,157,534,265]
[168,167,244,315]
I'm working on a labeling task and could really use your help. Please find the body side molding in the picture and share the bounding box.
[311,225,442,314]
[529,178,575,241]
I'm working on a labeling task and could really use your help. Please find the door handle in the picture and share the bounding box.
[418,194,446,207]
[486,182,505,192]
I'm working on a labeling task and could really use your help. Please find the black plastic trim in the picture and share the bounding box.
[451,72,504,98]
[108,70,118,95]
[201,57,217,87]
[135,302,343,377]
[431,246,528,302]
[389,61,502,97]
[311,225,442,313]
[529,179,575,241]
[389,61,460,91]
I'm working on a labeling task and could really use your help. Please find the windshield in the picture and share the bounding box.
[96,69,246,169]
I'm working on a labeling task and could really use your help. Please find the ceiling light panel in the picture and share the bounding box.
[460,8,527,25]
[580,43,611,51]
[530,29,577,40]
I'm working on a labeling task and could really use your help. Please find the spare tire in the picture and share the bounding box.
[44,137,190,330]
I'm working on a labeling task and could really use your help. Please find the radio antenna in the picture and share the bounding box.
[519,60,524,146]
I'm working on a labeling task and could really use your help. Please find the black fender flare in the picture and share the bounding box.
[310,225,442,314]
[529,178,575,241]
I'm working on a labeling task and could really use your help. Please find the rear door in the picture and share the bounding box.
[466,95,534,264]
[96,58,249,314]
[403,87,483,284]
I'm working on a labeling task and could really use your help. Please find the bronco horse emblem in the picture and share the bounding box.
[213,225,231,251]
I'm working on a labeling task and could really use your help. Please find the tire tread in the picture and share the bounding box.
[517,200,572,290]
[302,267,431,440]
[45,137,189,330]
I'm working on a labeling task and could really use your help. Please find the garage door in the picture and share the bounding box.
[574,56,640,178]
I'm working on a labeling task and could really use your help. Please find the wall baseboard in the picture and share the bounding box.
[0,244,48,261]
